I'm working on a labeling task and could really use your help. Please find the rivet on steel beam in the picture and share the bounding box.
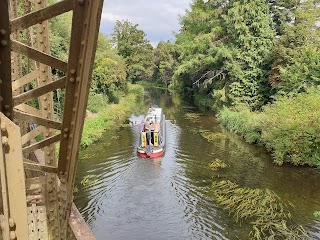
[2,136,8,146]
[46,152,50,156]
[4,105,9,109]
[8,219,15,228]
[0,79,2,84]
[9,231,16,240]
[37,0,41,3]
[70,69,76,74]
[81,40,85,46]
[0,29,6,35]
[64,128,69,132]
[43,97,47,101]
[5,112,10,117]
[76,77,80,82]
[72,108,76,112]
[63,134,68,138]
[0,96,3,102]
[45,133,49,137]
[1,40,7,46]
[1,123,6,132]
[78,0,85,5]
[69,77,75,83]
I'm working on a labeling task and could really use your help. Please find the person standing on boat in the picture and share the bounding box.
[144,117,153,145]
[144,117,151,131]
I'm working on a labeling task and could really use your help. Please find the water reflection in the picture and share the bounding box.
[75,88,320,240]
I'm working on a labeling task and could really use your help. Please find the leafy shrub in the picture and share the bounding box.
[194,92,215,110]
[218,106,262,144]
[81,84,143,147]
[87,93,108,113]
[262,90,320,166]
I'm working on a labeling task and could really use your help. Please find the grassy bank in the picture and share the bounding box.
[81,84,143,147]
[218,90,320,167]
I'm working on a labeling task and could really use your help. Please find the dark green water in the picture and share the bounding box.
[74,90,320,240]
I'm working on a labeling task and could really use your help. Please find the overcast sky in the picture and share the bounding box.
[99,0,191,46]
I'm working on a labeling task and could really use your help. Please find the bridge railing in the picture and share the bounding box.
[0,0,104,238]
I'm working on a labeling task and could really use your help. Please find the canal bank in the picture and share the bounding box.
[81,84,144,147]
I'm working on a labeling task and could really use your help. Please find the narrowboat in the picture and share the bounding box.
[137,107,165,158]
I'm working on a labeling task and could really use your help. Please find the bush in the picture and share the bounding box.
[81,84,144,147]
[261,90,320,166]
[87,93,108,113]
[218,106,262,144]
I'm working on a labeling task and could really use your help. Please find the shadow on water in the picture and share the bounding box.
[75,88,320,240]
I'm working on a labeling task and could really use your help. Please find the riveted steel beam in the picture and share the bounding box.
[0,0,12,119]
[13,110,62,130]
[11,41,68,72]
[13,77,66,106]
[0,113,29,239]
[58,0,104,238]
[10,0,73,32]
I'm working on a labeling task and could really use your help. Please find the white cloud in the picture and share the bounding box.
[99,0,191,44]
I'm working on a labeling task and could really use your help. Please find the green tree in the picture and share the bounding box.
[226,0,275,109]
[91,34,127,101]
[112,20,154,82]
[174,0,230,108]
[269,0,320,92]
[174,0,275,110]
[275,46,320,96]
[153,41,179,86]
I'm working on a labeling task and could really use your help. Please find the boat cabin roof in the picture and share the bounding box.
[145,107,162,124]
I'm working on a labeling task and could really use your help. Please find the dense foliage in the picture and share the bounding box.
[171,0,320,166]
[262,90,320,166]
[48,0,320,166]
[219,89,320,166]
[112,20,154,83]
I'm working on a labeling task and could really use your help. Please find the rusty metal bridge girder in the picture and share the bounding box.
[0,0,104,239]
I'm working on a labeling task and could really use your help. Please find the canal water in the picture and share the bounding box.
[74,89,320,240]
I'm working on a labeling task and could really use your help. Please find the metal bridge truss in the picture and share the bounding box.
[0,0,103,239]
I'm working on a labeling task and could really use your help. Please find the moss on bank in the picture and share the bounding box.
[81,84,143,147]
[218,90,320,167]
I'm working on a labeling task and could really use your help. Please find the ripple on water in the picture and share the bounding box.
[75,101,320,240]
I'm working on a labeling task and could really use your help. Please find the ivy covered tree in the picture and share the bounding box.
[174,0,275,109]
[269,0,320,93]
[112,20,154,83]
[226,0,275,109]
[174,0,230,108]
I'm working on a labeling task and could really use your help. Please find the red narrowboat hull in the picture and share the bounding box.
[137,148,165,158]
